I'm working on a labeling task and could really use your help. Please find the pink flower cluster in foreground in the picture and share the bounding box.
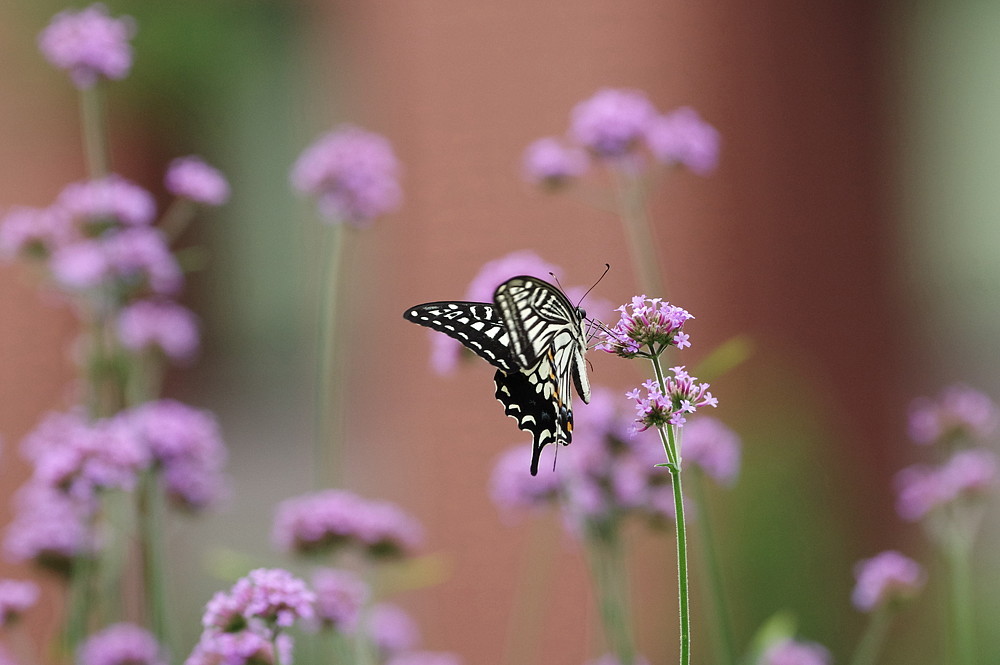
[627,367,717,431]
[523,88,719,187]
[597,296,693,358]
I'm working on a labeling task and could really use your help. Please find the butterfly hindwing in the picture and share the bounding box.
[404,301,516,372]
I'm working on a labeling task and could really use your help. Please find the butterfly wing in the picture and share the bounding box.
[404,301,517,372]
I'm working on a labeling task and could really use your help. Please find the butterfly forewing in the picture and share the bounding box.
[404,301,515,372]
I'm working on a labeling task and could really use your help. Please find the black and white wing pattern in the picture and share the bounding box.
[404,276,591,475]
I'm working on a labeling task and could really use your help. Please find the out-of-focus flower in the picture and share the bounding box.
[185,631,280,665]
[852,550,925,612]
[896,448,998,521]
[51,227,181,296]
[311,568,369,632]
[908,384,998,445]
[681,417,741,485]
[0,206,73,259]
[0,579,40,626]
[117,300,200,362]
[78,623,166,665]
[290,125,402,226]
[759,639,831,665]
[596,296,693,358]
[3,483,96,574]
[364,603,421,657]
[627,368,717,431]
[569,88,656,159]
[489,445,564,515]
[56,176,155,230]
[165,157,231,206]
[37,4,135,89]
[273,490,423,559]
[202,568,315,637]
[584,654,651,665]
[385,652,463,665]
[522,137,588,188]
[645,107,720,175]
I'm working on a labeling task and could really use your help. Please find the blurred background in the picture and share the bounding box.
[2,1,999,663]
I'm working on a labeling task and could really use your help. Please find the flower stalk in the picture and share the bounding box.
[584,524,637,665]
[848,604,893,665]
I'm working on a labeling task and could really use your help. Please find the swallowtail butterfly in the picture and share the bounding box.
[404,276,591,475]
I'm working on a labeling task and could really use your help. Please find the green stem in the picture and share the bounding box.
[500,515,558,665]
[139,471,170,652]
[611,167,664,296]
[158,198,197,244]
[666,429,691,665]
[80,84,109,178]
[945,532,975,665]
[848,604,893,665]
[689,469,736,665]
[584,524,636,664]
[65,551,96,657]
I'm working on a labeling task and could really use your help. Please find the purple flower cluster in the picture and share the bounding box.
[584,655,651,665]
[596,296,693,358]
[364,603,421,657]
[78,623,165,665]
[117,300,200,362]
[0,579,40,627]
[37,4,135,89]
[186,631,288,665]
[311,568,369,631]
[758,639,831,665]
[896,448,998,521]
[273,489,423,559]
[851,550,925,611]
[680,416,742,485]
[908,384,998,445]
[385,652,463,665]
[522,88,719,187]
[165,157,231,206]
[3,483,96,573]
[627,368,717,431]
[290,125,402,226]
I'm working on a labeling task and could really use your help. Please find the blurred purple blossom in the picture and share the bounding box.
[489,445,564,516]
[852,550,925,611]
[522,137,588,188]
[51,227,182,296]
[681,417,741,485]
[896,448,998,521]
[569,88,656,159]
[202,568,315,635]
[0,206,73,259]
[596,296,693,358]
[0,579,39,626]
[385,652,463,665]
[117,300,200,362]
[290,125,402,225]
[584,655,651,665]
[165,156,231,206]
[310,568,369,632]
[3,482,96,573]
[37,4,135,89]
[645,107,720,175]
[57,176,155,230]
[78,623,165,665]
[627,368,717,431]
[908,384,998,445]
[185,630,280,665]
[365,603,421,657]
[759,639,831,665]
[273,489,423,559]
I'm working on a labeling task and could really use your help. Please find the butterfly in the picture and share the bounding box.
[404,275,591,475]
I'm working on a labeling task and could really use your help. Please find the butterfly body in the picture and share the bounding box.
[404,276,591,475]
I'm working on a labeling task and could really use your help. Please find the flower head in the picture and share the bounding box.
[681,417,741,485]
[51,227,181,296]
[0,206,73,259]
[78,623,166,665]
[38,4,135,88]
[627,368,717,431]
[385,653,463,665]
[203,568,315,635]
[569,88,657,159]
[908,384,998,445]
[522,137,588,188]
[584,655,652,665]
[597,296,693,358]
[645,107,721,175]
[364,603,421,657]
[896,448,998,521]
[117,300,200,362]
[56,176,156,230]
[185,631,282,665]
[311,568,369,632]
[852,550,925,611]
[0,579,40,626]
[759,639,831,665]
[165,157,231,206]
[489,445,564,516]
[290,125,402,226]
[3,483,96,574]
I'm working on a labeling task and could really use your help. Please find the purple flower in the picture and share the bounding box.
[364,603,421,656]
[908,384,998,445]
[645,107,720,175]
[3,483,96,573]
[78,623,165,665]
[522,137,588,188]
[56,176,155,230]
[569,88,657,159]
[0,579,40,626]
[852,550,925,611]
[165,157,231,206]
[385,652,463,665]
[185,631,281,665]
[203,568,315,635]
[0,206,73,259]
[597,296,693,358]
[51,227,181,296]
[37,4,135,89]
[117,300,200,362]
[627,367,717,431]
[489,445,564,515]
[0,644,17,665]
[311,568,369,631]
[290,125,402,226]
[681,417,741,485]
[584,655,651,665]
[896,448,998,521]
[273,490,423,559]
[759,639,831,665]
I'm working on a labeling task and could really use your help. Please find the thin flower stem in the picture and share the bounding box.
[139,471,170,652]
[848,604,893,665]
[500,515,558,665]
[584,525,636,665]
[80,84,109,178]
[159,198,197,244]
[689,468,736,665]
[611,167,664,296]
[945,532,975,665]
[65,551,96,656]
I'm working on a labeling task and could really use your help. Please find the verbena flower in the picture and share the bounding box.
[290,125,402,225]
[51,227,182,296]
[57,176,156,230]
[759,639,831,665]
[627,368,717,430]
[489,445,564,516]
[165,157,231,206]
[117,300,200,362]
[896,448,998,521]
[385,652,463,665]
[0,206,73,259]
[569,88,656,159]
[185,631,284,665]
[852,550,925,612]
[0,579,40,626]
[203,568,315,634]
[273,490,423,559]
[311,568,369,632]
[3,483,96,574]
[37,4,135,89]
[596,296,693,358]
[364,603,421,657]
[645,107,720,175]
[680,416,741,485]
[584,655,651,665]
[78,623,165,665]
[522,137,588,188]
[908,384,998,445]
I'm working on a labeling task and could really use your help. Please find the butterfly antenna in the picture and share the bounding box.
[576,263,611,307]
[552,444,559,472]
[547,272,566,293]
